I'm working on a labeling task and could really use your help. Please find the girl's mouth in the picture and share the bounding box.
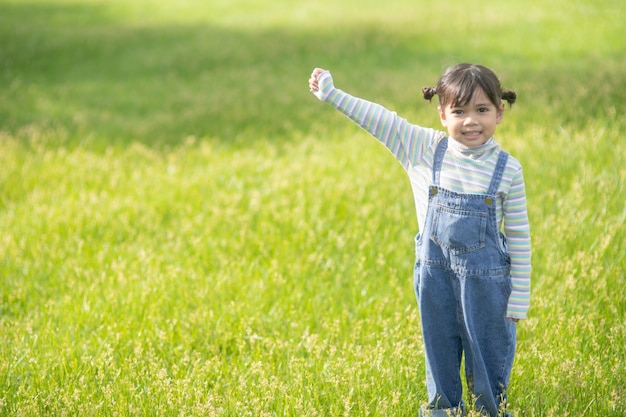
[463,131,482,140]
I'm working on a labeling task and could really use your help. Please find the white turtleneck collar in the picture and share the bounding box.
[448,136,500,159]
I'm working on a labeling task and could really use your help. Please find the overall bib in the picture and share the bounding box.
[415,138,516,417]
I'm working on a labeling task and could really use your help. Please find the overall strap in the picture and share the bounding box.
[486,150,509,195]
[432,137,448,186]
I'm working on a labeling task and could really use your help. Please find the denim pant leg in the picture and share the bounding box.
[460,272,516,416]
[415,264,465,416]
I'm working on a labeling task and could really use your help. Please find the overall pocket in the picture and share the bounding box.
[430,204,487,255]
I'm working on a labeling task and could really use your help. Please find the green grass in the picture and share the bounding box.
[1,0,625,415]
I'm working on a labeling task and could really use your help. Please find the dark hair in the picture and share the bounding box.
[422,63,516,108]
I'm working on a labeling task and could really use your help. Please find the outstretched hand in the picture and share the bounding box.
[309,68,326,93]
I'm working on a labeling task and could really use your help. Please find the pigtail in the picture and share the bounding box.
[422,87,437,102]
[502,89,517,106]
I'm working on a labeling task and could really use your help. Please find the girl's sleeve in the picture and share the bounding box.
[314,70,440,170]
[503,168,532,319]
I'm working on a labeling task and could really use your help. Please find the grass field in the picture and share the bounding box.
[1,0,625,415]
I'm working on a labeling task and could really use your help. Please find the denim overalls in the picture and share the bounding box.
[415,138,516,417]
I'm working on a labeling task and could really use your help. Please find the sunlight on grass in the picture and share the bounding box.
[1,0,625,415]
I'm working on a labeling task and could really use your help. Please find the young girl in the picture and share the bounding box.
[309,64,531,417]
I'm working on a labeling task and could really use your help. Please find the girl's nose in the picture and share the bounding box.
[463,114,478,125]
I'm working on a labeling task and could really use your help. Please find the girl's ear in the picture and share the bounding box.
[496,102,505,124]
[438,105,448,127]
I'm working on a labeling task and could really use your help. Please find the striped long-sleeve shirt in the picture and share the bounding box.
[315,70,531,319]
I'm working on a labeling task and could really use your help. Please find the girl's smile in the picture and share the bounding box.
[438,88,504,147]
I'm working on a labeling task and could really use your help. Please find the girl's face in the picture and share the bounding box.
[438,88,504,148]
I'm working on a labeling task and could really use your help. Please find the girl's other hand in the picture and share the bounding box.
[309,68,326,92]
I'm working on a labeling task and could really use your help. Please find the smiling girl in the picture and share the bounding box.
[309,64,531,417]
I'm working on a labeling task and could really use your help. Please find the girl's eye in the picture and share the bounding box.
[452,109,464,115]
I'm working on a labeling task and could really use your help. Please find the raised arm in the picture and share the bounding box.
[309,68,442,170]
